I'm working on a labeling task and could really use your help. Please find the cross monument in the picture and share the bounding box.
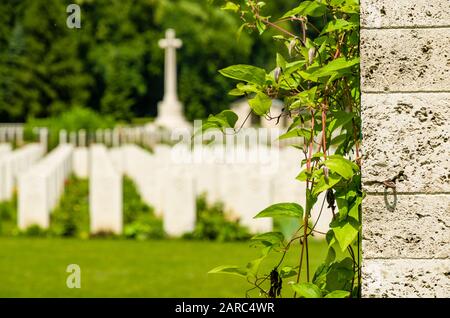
[154,29,191,130]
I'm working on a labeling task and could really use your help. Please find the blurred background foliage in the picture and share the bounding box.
[0,0,297,123]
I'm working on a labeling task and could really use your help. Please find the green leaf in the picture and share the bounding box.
[324,290,350,298]
[221,2,240,12]
[280,266,297,278]
[228,88,245,96]
[312,263,329,289]
[327,110,354,135]
[312,171,342,196]
[200,110,238,133]
[305,188,318,214]
[248,92,272,115]
[330,134,347,146]
[251,232,284,247]
[325,247,336,265]
[255,19,266,35]
[326,229,336,247]
[219,64,266,85]
[296,168,311,182]
[281,1,327,18]
[320,19,357,34]
[254,203,303,219]
[284,60,306,76]
[278,128,311,140]
[236,83,259,93]
[330,217,359,252]
[291,282,322,298]
[310,57,359,78]
[289,86,318,109]
[330,0,359,13]
[276,53,286,69]
[325,258,354,291]
[236,23,248,41]
[246,257,265,277]
[323,156,354,180]
[348,196,362,221]
[208,265,247,277]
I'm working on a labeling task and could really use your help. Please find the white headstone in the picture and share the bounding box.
[104,129,111,146]
[73,147,89,178]
[15,127,24,146]
[162,166,196,236]
[69,131,77,146]
[0,143,12,157]
[112,129,120,147]
[39,128,48,153]
[78,130,86,147]
[0,143,45,201]
[59,130,68,144]
[89,144,122,234]
[219,162,272,233]
[18,145,73,229]
[95,129,103,143]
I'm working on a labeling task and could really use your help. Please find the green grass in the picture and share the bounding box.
[0,237,327,297]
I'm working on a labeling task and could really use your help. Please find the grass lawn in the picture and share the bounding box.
[0,237,327,297]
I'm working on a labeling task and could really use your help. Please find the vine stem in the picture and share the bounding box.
[249,1,305,46]
[294,110,315,297]
[321,103,328,160]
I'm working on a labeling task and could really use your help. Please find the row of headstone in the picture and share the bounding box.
[13,142,332,237]
[58,127,163,149]
[55,126,303,155]
[89,144,123,234]
[120,144,196,236]
[0,143,45,201]
[118,144,333,235]
[0,124,24,145]
[18,144,73,229]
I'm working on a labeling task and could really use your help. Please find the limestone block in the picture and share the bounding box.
[362,259,450,298]
[73,147,89,178]
[363,194,450,259]
[361,28,450,92]
[361,0,450,28]
[362,93,450,193]
[89,144,122,234]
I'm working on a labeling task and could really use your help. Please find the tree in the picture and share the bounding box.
[0,0,299,122]
[0,0,91,121]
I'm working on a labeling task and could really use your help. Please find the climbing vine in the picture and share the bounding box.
[205,0,362,298]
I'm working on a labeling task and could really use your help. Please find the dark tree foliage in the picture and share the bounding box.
[0,0,297,122]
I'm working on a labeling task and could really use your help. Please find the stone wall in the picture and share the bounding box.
[360,0,450,297]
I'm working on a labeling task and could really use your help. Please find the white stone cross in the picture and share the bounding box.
[154,29,191,130]
[159,28,182,103]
